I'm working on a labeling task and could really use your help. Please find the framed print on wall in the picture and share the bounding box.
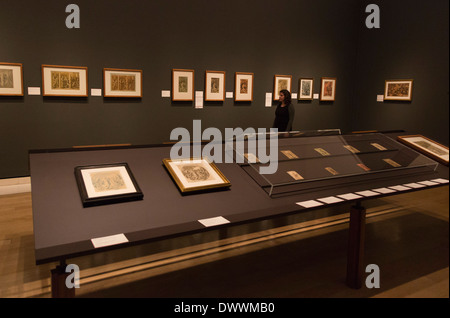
[298,78,314,100]
[0,62,23,96]
[172,69,194,101]
[205,70,225,101]
[397,135,449,166]
[74,163,144,207]
[162,157,231,193]
[235,72,254,102]
[320,77,336,101]
[42,64,88,97]
[273,75,292,100]
[384,79,413,101]
[103,68,142,98]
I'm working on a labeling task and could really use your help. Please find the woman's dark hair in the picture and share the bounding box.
[278,89,291,106]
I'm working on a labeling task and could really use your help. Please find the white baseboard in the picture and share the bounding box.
[0,177,31,195]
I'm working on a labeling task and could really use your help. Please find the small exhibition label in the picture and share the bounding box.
[317,196,344,204]
[28,87,41,95]
[91,233,129,248]
[337,193,363,200]
[198,216,230,227]
[296,200,324,208]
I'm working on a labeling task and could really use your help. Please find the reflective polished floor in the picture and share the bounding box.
[0,186,448,298]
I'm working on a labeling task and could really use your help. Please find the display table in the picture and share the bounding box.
[29,132,449,297]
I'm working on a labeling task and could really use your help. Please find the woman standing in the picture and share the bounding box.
[273,89,295,132]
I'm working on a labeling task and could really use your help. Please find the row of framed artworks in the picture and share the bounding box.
[0,62,413,102]
[172,69,254,102]
[76,158,231,207]
[0,62,142,98]
[173,70,338,102]
[273,75,336,101]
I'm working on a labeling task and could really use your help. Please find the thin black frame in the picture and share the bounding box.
[74,162,143,207]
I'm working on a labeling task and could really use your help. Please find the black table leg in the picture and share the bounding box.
[51,260,76,298]
[346,201,366,289]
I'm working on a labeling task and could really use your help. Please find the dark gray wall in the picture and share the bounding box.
[1,0,448,179]
[353,0,449,146]
[0,0,359,178]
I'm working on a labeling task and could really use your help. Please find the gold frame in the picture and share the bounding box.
[0,62,24,96]
[384,79,413,101]
[205,70,226,101]
[162,157,231,193]
[298,78,314,100]
[234,72,254,102]
[172,69,194,101]
[103,68,143,98]
[397,134,448,166]
[320,77,336,101]
[273,74,292,100]
[42,64,88,97]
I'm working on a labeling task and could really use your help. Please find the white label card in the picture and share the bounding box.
[198,216,230,227]
[296,200,324,208]
[356,190,379,197]
[91,88,102,96]
[337,193,363,200]
[265,93,272,107]
[291,93,298,99]
[317,196,344,204]
[377,95,384,102]
[431,178,449,184]
[313,93,319,99]
[195,91,203,108]
[161,90,171,97]
[91,233,129,248]
[403,183,426,189]
[372,187,397,194]
[226,92,233,98]
[28,87,41,95]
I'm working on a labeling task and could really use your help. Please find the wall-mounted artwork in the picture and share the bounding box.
[103,68,142,98]
[172,69,194,101]
[0,62,23,96]
[320,77,336,101]
[384,79,413,101]
[273,75,292,100]
[42,64,88,97]
[298,78,314,100]
[234,72,254,102]
[205,70,225,101]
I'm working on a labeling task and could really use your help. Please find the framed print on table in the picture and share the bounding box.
[103,68,142,98]
[0,62,23,96]
[320,77,336,101]
[397,135,449,166]
[384,79,413,101]
[235,72,254,102]
[163,157,231,193]
[273,75,292,100]
[75,163,143,207]
[205,70,225,101]
[42,64,88,97]
[298,78,314,100]
[172,69,194,101]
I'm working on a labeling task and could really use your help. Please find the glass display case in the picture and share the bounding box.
[231,132,439,196]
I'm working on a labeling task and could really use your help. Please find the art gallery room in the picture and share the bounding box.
[0,0,448,304]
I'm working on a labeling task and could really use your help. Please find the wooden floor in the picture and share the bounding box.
[0,186,448,298]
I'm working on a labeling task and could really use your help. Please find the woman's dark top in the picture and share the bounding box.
[273,103,295,132]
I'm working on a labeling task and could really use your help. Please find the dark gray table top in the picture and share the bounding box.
[29,133,448,264]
